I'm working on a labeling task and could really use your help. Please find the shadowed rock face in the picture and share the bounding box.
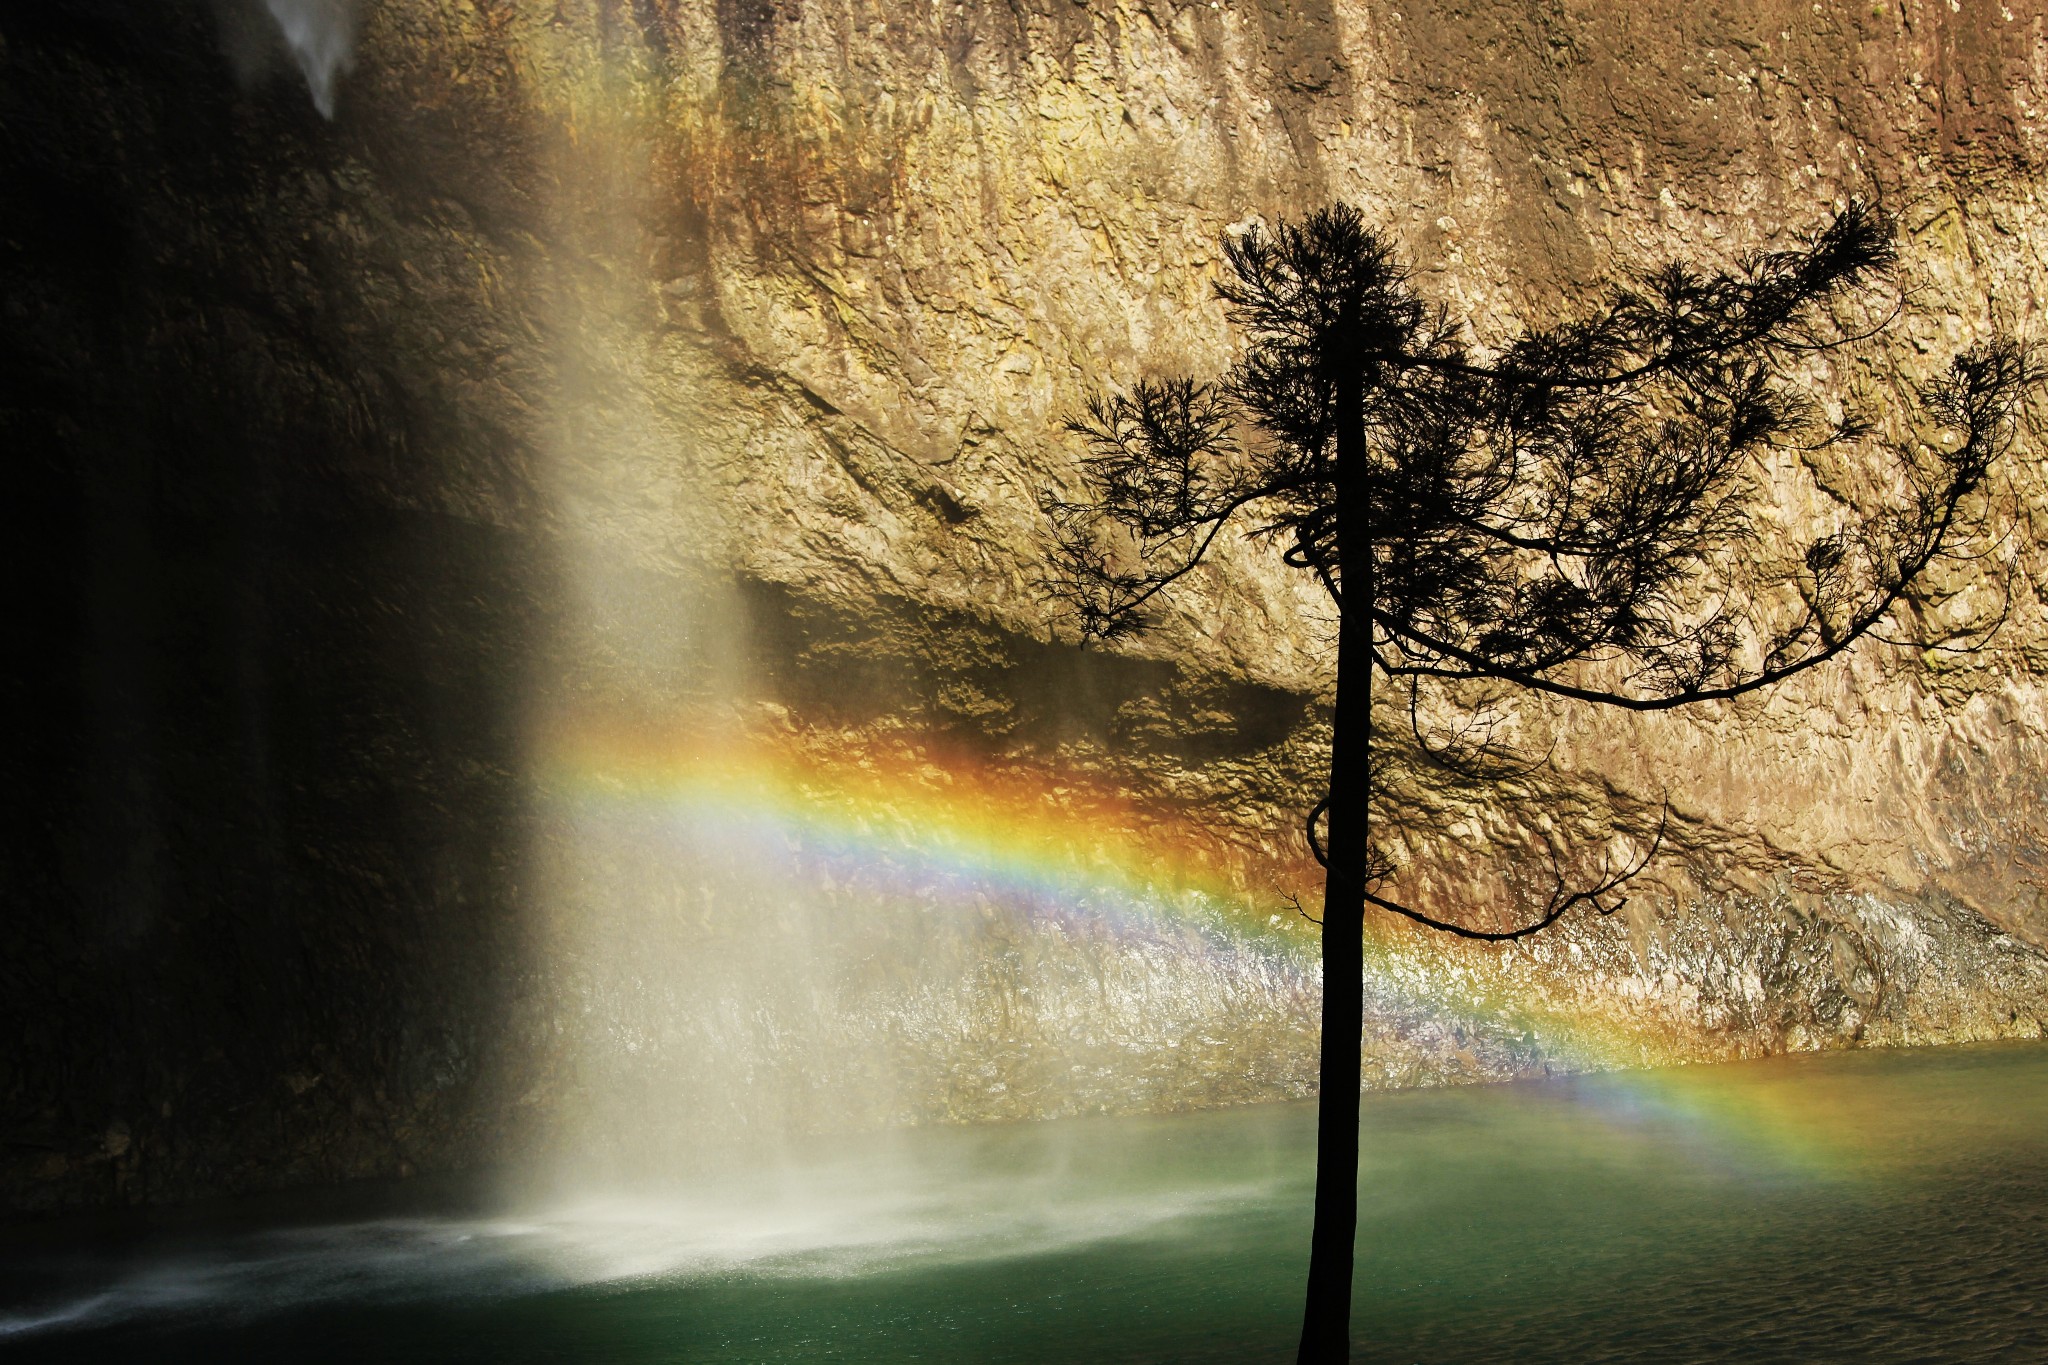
[3,0,2045,1217]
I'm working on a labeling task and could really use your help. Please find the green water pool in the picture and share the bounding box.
[5,1040,2046,1362]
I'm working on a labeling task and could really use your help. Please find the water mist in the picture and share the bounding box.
[491,28,1334,1222]
[261,0,356,118]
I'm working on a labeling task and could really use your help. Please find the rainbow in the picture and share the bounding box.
[534,712,1881,1179]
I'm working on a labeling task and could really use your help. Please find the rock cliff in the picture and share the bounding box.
[4,0,2045,1215]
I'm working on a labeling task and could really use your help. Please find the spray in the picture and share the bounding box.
[261,0,356,118]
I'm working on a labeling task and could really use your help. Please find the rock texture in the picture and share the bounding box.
[4,0,2046,1216]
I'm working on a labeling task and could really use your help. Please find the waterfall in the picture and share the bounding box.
[261,0,356,118]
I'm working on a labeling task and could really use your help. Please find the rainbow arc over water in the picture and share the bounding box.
[537,711,1891,1179]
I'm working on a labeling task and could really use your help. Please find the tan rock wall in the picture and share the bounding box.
[334,0,2048,1074]
[410,0,2048,935]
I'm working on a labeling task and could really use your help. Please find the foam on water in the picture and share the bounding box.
[1,1119,1293,1340]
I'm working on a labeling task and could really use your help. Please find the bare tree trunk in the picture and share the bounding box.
[1297,367,1371,1364]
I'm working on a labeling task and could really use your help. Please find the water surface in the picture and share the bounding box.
[4,1041,2045,1362]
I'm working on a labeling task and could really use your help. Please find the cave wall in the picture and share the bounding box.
[4,0,2047,1217]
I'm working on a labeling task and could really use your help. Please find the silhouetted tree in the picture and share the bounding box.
[1042,201,2033,1364]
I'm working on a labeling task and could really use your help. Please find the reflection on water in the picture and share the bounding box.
[4,1041,2046,1362]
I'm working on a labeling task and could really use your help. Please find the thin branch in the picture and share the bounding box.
[1354,806,1668,942]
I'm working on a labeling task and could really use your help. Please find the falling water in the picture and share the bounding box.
[515,715,1332,1184]
[260,0,355,118]
[495,39,1340,1189]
